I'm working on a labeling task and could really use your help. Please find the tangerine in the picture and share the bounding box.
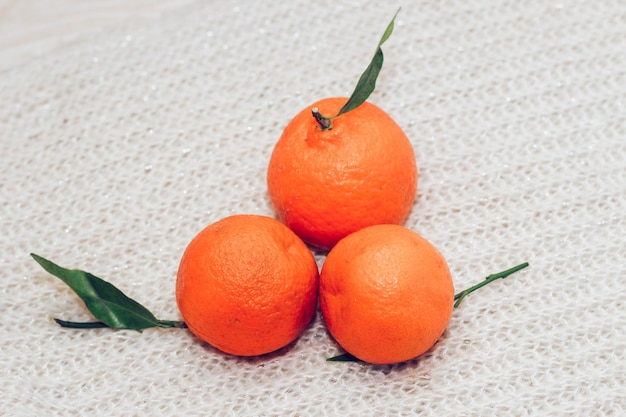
[267,97,417,250]
[176,214,319,356]
[319,224,454,364]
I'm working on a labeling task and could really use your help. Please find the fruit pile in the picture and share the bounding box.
[176,11,450,364]
[33,10,528,365]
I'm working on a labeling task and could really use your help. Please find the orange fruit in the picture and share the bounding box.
[176,214,319,356]
[267,97,417,250]
[319,224,454,364]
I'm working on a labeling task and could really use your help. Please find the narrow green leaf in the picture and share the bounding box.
[335,49,384,118]
[157,320,188,329]
[32,253,162,331]
[54,319,108,329]
[327,352,361,362]
[333,8,400,119]
[378,8,399,46]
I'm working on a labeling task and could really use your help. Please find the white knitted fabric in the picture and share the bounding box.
[1,1,625,415]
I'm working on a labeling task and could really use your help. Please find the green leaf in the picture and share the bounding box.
[333,8,400,119]
[54,319,109,329]
[31,253,182,331]
[327,352,361,362]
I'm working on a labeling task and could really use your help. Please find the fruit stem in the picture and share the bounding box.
[312,107,333,130]
[453,262,529,308]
